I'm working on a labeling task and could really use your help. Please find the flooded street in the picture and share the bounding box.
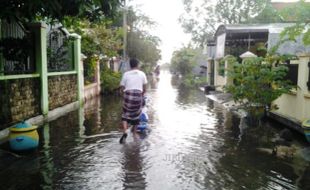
[1,71,310,190]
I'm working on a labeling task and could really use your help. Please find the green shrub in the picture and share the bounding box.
[100,64,121,94]
[84,56,97,85]
[225,56,292,124]
[218,59,225,76]
[181,74,207,88]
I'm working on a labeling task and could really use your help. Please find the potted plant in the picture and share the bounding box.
[256,42,267,57]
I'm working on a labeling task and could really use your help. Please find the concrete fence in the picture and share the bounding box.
[0,22,84,129]
[84,59,101,101]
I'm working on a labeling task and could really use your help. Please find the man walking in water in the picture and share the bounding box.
[119,58,147,143]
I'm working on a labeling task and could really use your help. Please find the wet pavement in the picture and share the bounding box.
[1,71,310,190]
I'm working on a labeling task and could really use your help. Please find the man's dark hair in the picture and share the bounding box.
[129,58,139,68]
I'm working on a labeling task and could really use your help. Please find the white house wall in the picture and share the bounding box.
[272,54,310,122]
[215,34,226,59]
[214,60,226,91]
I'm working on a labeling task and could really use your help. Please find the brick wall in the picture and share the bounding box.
[48,75,78,110]
[0,75,78,129]
[0,78,40,129]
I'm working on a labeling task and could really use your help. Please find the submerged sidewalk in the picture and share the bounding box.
[200,87,304,134]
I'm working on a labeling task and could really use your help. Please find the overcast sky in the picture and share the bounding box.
[128,0,191,64]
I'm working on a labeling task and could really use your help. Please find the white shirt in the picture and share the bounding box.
[120,69,147,92]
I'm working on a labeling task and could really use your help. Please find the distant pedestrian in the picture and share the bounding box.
[119,58,147,143]
[154,65,160,76]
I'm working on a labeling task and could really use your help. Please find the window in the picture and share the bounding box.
[283,61,298,86]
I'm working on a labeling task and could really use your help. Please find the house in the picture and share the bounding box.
[206,23,310,132]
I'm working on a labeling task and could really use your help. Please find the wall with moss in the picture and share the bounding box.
[48,75,78,110]
[0,78,40,129]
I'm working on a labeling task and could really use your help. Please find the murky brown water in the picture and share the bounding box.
[1,71,310,190]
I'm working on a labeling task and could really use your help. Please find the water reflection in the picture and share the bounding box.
[149,74,159,89]
[0,71,310,189]
[121,140,147,189]
[40,123,53,189]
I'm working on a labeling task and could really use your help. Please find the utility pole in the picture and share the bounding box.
[123,0,127,61]
[119,0,128,73]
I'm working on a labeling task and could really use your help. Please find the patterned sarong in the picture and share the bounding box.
[122,90,143,125]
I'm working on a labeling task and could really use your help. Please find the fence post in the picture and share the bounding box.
[30,22,49,115]
[0,20,3,76]
[95,59,101,95]
[296,53,310,92]
[71,33,84,105]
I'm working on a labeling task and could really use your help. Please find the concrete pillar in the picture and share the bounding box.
[207,60,212,85]
[297,53,310,120]
[95,59,101,95]
[214,59,219,87]
[225,55,234,86]
[0,20,3,76]
[30,22,49,115]
[71,33,84,106]
[297,53,310,93]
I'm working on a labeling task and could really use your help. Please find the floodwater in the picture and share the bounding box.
[1,71,310,190]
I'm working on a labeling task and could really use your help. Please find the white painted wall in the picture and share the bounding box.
[214,60,226,91]
[272,54,310,122]
[213,57,234,91]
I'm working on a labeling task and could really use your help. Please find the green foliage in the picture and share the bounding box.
[0,0,123,27]
[89,23,123,57]
[170,47,197,76]
[100,64,121,94]
[126,7,161,69]
[140,62,153,75]
[84,56,98,85]
[218,59,225,76]
[225,55,292,118]
[170,47,207,88]
[281,23,310,46]
[81,35,99,57]
[256,46,267,52]
[280,0,310,45]
[127,30,161,66]
[0,1,124,68]
[64,19,123,58]
[246,1,283,23]
[181,75,207,88]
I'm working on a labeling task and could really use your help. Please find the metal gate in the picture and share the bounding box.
[47,27,73,72]
[0,21,35,75]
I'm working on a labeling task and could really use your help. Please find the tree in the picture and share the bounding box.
[279,0,310,45]
[180,0,275,45]
[125,7,161,73]
[62,19,123,85]
[170,47,197,76]
[127,31,161,64]
[246,1,283,23]
[0,0,123,29]
[64,19,123,57]
[170,46,207,88]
